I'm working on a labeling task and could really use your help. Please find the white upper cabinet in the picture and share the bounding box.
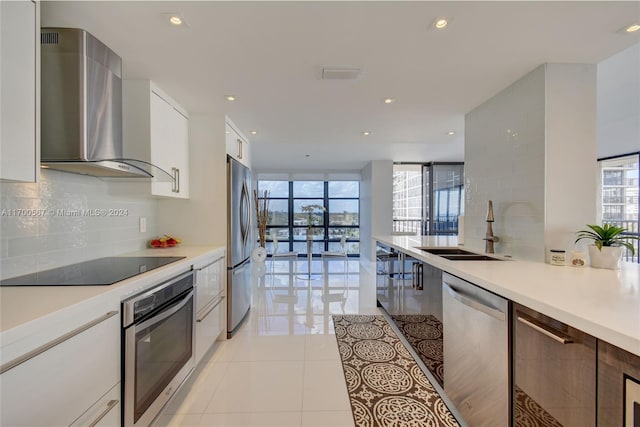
[225,117,251,169]
[123,80,189,198]
[0,0,39,182]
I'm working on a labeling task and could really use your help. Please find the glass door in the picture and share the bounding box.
[129,292,194,424]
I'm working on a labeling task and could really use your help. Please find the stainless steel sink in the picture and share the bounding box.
[440,254,504,261]
[415,247,505,261]
[415,247,476,255]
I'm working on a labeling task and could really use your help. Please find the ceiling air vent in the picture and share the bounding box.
[41,32,59,45]
[321,67,361,80]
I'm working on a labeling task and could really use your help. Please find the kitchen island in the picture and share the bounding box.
[374,234,640,357]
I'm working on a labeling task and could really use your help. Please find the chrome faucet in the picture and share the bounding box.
[483,200,499,253]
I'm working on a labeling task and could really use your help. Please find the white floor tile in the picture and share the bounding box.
[165,362,230,414]
[217,334,306,362]
[155,259,376,425]
[302,361,351,412]
[301,411,355,427]
[152,413,202,427]
[304,334,340,361]
[200,412,302,427]
[205,361,305,413]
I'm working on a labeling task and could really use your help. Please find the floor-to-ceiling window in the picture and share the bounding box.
[392,163,464,235]
[392,164,423,234]
[257,180,360,257]
[598,153,639,262]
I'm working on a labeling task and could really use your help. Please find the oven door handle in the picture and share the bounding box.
[135,290,194,331]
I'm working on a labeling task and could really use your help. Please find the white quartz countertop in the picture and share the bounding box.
[375,235,640,357]
[0,246,224,335]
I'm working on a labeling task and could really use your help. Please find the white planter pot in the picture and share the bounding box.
[251,246,267,277]
[588,245,623,270]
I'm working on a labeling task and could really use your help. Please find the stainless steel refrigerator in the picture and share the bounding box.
[226,156,252,338]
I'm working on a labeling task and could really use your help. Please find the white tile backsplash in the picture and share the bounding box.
[465,65,547,261]
[0,169,158,279]
[464,63,597,262]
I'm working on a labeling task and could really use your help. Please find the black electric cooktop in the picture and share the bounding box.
[0,256,186,286]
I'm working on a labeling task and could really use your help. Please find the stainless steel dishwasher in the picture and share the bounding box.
[442,272,510,427]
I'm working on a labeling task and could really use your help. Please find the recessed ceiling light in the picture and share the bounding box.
[434,18,448,29]
[250,130,258,135]
[447,131,455,135]
[225,95,236,101]
[362,131,371,136]
[625,23,640,33]
[383,98,396,104]
[162,13,188,28]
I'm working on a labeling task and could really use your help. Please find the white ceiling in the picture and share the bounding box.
[41,1,640,171]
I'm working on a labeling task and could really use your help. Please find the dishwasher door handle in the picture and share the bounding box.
[444,283,505,321]
[517,316,573,344]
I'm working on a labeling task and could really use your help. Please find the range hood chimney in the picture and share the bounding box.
[40,28,159,178]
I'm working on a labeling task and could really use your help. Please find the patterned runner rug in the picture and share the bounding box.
[333,314,460,427]
[390,314,444,387]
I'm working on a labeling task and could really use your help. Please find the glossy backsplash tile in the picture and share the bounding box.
[464,65,546,261]
[0,170,158,279]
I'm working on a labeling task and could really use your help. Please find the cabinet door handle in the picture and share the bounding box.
[196,294,225,322]
[0,311,118,374]
[171,167,178,192]
[176,168,180,193]
[517,316,573,344]
[87,399,119,427]
[237,138,243,159]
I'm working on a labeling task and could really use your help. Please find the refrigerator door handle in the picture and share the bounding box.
[240,180,250,247]
[233,264,250,275]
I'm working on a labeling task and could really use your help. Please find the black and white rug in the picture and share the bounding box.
[390,314,444,387]
[333,314,460,427]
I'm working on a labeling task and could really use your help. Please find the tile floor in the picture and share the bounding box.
[155,257,379,427]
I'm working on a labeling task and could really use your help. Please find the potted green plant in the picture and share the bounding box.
[575,224,638,269]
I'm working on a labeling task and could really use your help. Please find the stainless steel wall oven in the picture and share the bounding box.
[122,270,195,427]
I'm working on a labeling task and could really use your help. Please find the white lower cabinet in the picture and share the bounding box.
[195,295,225,365]
[70,383,121,427]
[0,305,121,426]
[194,252,226,365]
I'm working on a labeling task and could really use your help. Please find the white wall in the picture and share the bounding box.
[0,170,158,279]
[360,163,373,262]
[360,160,393,262]
[465,64,597,261]
[597,43,640,158]
[158,112,227,247]
[545,64,598,253]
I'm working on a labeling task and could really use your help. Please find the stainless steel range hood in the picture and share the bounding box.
[40,28,161,178]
